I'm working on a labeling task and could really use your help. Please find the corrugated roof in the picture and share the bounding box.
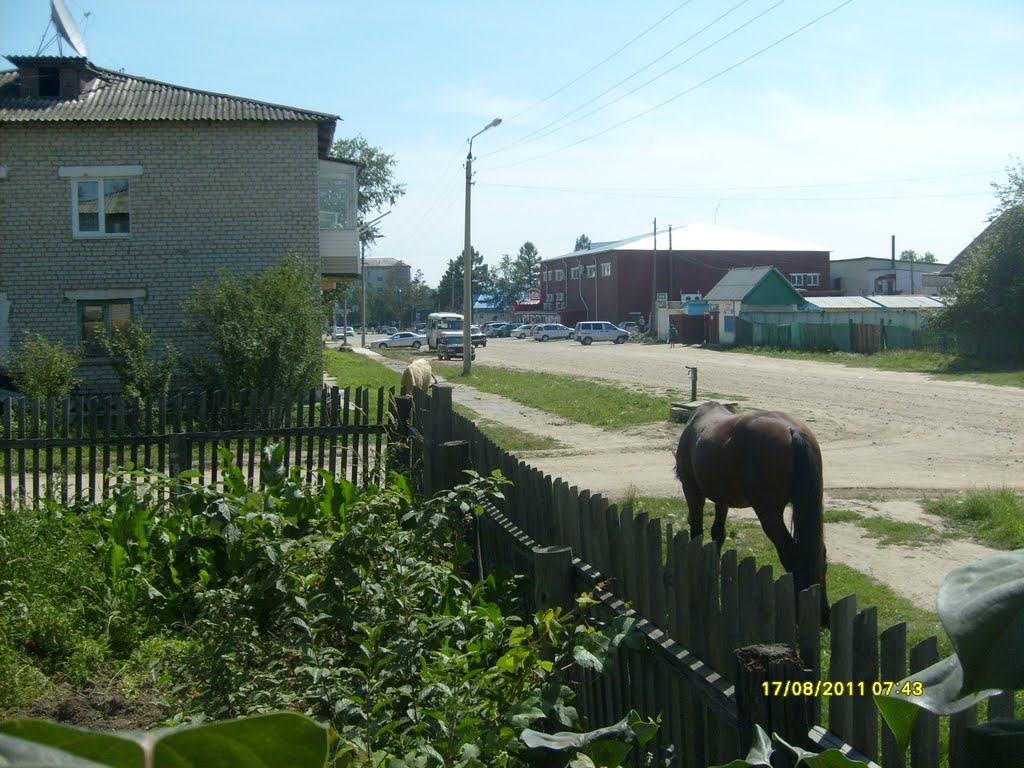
[563,223,828,258]
[0,56,338,125]
[703,266,774,301]
[866,295,945,309]
[803,296,881,310]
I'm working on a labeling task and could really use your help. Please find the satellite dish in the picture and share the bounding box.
[50,0,88,56]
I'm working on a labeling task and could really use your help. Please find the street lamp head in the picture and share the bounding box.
[487,117,502,129]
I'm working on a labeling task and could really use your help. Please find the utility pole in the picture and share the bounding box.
[651,218,657,337]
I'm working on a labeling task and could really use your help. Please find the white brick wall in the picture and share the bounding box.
[0,120,321,393]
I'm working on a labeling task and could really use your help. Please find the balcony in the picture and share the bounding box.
[319,159,359,279]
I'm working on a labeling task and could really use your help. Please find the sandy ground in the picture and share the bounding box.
[353,339,1023,612]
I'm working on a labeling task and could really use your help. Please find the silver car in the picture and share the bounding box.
[531,323,575,341]
[371,331,427,349]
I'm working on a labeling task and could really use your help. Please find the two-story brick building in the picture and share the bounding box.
[0,54,358,391]
[539,223,832,329]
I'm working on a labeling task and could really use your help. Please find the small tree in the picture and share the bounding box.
[7,334,83,401]
[183,253,325,392]
[97,323,179,400]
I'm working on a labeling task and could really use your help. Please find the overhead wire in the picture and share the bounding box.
[504,0,698,123]
[486,0,760,156]
[489,0,858,172]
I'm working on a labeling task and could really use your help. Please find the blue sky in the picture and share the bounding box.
[4,0,1022,285]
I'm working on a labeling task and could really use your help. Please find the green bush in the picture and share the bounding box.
[97,323,179,400]
[6,333,83,400]
[183,252,326,392]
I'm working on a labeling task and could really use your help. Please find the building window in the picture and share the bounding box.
[601,262,611,277]
[586,264,596,278]
[74,179,131,235]
[789,272,820,288]
[542,270,550,282]
[79,300,133,355]
[60,166,141,238]
[555,269,565,281]
[570,266,581,279]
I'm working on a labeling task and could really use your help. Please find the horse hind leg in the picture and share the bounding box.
[710,502,729,552]
[682,478,707,541]
[754,505,800,575]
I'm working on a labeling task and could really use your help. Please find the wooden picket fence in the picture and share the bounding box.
[400,384,1017,768]
[0,386,391,505]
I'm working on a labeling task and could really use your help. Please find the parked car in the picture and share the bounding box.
[574,321,629,345]
[333,326,356,338]
[510,324,535,339]
[621,321,640,335]
[484,322,509,337]
[370,331,427,350]
[436,333,476,361]
[532,323,575,341]
[379,325,398,336]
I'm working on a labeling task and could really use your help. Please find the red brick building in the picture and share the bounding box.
[539,223,833,328]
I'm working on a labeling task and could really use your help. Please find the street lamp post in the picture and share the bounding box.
[463,117,502,374]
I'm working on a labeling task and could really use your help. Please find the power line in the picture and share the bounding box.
[487,0,763,156]
[491,0,858,171]
[505,0,698,123]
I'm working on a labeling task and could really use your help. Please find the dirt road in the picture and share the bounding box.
[364,340,1023,609]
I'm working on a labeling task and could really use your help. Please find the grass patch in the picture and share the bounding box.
[859,516,947,547]
[323,347,403,390]
[719,346,1024,387]
[924,488,1024,549]
[452,366,673,430]
[824,509,865,524]
[452,403,563,452]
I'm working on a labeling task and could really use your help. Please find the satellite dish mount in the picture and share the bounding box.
[36,0,90,57]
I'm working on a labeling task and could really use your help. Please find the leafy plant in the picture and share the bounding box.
[97,323,179,400]
[183,252,325,392]
[6,332,83,400]
[520,710,660,767]
[875,550,1024,757]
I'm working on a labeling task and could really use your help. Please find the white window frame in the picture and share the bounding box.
[586,264,596,278]
[807,273,820,287]
[60,165,142,239]
[555,269,565,281]
[601,262,611,277]
[570,266,581,279]
[790,273,804,287]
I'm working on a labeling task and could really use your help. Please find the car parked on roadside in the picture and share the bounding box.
[510,324,535,339]
[333,326,355,338]
[370,331,427,350]
[621,321,640,335]
[379,325,398,336]
[484,322,510,337]
[574,321,629,345]
[532,323,575,341]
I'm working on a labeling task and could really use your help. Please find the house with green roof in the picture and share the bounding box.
[703,266,806,344]
[0,55,358,392]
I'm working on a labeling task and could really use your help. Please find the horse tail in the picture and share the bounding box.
[790,428,828,618]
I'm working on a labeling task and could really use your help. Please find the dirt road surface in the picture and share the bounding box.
[363,340,1023,610]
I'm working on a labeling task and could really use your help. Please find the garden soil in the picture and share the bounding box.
[355,340,1024,612]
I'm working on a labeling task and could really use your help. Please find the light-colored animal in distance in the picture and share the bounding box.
[401,358,437,394]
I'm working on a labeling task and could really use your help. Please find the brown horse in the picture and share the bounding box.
[674,401,830,624]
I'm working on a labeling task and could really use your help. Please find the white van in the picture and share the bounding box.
[574,321,629,345]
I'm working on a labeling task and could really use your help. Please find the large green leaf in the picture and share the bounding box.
[152,712,328,767]
[936,549,1024,693]
[0,732,114,766]
[0,720,143,767]
[708,724,772,767]
[0,713,327,768]
[520,715,633,750]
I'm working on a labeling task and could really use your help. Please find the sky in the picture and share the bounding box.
[3,0,1023,286]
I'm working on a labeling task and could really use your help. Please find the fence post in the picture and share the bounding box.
[734,644,815,758]
[532,545,575,613]
[168,432,192,494]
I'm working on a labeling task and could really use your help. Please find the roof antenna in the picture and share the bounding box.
[36,0,89,57]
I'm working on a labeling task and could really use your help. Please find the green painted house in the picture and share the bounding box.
[703,266,805,343]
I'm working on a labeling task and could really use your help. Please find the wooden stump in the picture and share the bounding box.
[735,643,815,759]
